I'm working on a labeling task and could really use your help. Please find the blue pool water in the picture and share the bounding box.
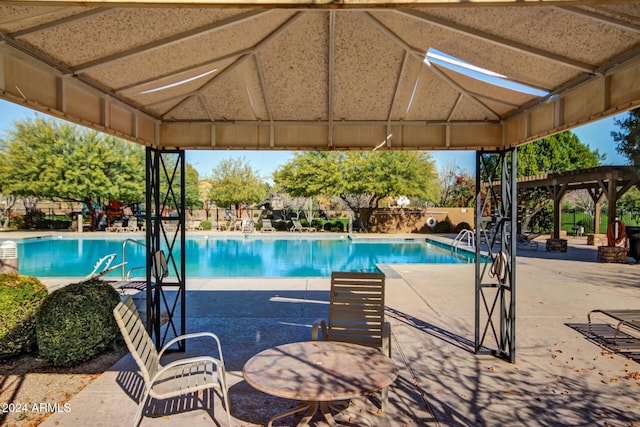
[10,236,473,278]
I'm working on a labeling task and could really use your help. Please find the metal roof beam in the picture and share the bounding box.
[556,6,640,33]
[0,0,610,7]
[9,7,115,38]
[0,6,70,26]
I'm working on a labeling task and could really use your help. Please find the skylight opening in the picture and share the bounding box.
[140,69,218,94]
[425,48,548,97]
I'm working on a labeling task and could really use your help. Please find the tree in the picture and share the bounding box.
[516,132,603,232]
[184,163,201,215]
[276,193,311,220]
[612,108,640,168]
[617,187,640,224]
[0,117,145,230]
[274,151,438,230]
[207,158,267,216]
[438,161,475,207]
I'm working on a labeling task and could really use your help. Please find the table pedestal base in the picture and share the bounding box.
[267,400,348,427]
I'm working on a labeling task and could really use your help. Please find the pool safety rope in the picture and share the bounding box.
[489,251,508,283]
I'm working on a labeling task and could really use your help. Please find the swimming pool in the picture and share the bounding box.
[10,235,473,278]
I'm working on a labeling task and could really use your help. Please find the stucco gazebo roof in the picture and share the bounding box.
[1,0,639,151]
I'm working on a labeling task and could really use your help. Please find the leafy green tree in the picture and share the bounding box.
[274,151,438,230]
[184,163,201,215]
[612,108,640,168]
[517,132,603,231]
[617,187,640,224]
[0,117,145,230]
[207,158,267,215]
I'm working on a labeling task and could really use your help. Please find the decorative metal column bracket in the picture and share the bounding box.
[145,147,186,351]
[475,149,517,363]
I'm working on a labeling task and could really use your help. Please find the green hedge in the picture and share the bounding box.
[36,280,121,367]
[0,274,48,359]
[434,220,453,233]
[455,222,472,233]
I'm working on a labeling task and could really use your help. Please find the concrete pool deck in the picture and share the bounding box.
[7,231,640,426]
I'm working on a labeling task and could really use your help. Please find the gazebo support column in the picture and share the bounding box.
[145,147,187,351]
[475,149,517,363]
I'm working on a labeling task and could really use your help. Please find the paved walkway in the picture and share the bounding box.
[7,232,640,426]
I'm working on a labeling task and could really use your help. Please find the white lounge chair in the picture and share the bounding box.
[241,219,254,233]
[290,219,316,232]
[82,253,126,281]
[261,219,276,232]
[106,221,123,232]
[113,296,232,427]
[187,220,203,231]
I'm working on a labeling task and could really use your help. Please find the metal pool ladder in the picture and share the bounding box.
[121,238,146,279]
[452,229,475,252]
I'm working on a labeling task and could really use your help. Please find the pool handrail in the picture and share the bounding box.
[122,238,146,280]
[452,229,475,250]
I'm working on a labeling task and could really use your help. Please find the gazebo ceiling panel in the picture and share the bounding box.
[0,1,638,151]
[332,12,405,121]
[447,95,500,123]
[480,99,520,119]
[194,59,268,121]
[259,11,329,121]
[163,95,208,122]
[118,57,238,107]
[392,59,460,122]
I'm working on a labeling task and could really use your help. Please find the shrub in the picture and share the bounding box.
[200,220,212,230]
[0,274,48,359]
[36,280,121,367]
[455,222,472,233]
[275,221,291,231]
[311,219,324,230]
[323,220,344,232]
[434,220,453,233]
[332,221,345,232]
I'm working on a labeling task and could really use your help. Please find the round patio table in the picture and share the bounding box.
[243,340,398,427]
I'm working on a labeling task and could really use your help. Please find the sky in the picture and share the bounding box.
[0,99,629,180]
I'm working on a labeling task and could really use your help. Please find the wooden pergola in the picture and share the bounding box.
[517,166,640,238]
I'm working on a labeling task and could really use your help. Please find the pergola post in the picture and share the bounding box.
[475,148,517,363]
[145,147,187,351]
[548,181,568,239]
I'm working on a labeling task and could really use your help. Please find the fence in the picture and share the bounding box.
[561,209,640,234]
